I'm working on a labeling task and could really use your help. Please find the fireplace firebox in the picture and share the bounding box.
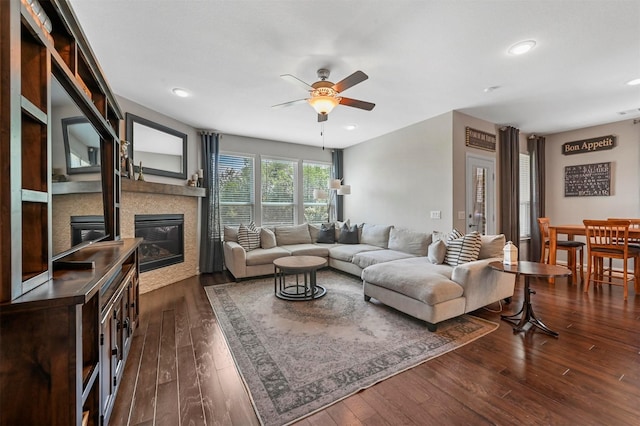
[135,214,184,272]
[70,215,106,245]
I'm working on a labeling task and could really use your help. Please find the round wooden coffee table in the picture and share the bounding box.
[489,261,571,337]
[273,256,327,301]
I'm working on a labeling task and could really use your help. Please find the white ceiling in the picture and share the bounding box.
[69,0,640,149]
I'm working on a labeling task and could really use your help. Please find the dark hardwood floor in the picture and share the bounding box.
[110,270,640,425]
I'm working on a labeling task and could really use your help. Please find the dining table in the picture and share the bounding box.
[548,223,640,286]
[548,224,640,265]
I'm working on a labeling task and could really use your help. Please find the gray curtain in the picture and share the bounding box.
[332,149,344,221]
[498,126,520,244]
[528,135,546,261]
[199,131,224,273]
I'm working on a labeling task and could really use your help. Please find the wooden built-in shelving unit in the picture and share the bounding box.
[0,1,139,424]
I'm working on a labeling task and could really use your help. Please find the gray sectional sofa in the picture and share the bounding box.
[223,222,516,330]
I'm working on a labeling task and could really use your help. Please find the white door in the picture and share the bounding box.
[466,154,496,235]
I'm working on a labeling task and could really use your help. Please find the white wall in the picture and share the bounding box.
[342,110,511,235]
[545,119,640,224]
[220,134,331,163]
[343,112,454,233]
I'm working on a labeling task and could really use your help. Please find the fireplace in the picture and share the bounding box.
[135,214,184,272]
[70,215,106,245]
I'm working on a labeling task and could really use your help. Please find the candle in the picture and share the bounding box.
[192,173,199,181]
[198,169,203,178]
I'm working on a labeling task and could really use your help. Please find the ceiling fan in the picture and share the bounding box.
[272,68,375,122]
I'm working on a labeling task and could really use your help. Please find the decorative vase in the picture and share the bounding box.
[137,161,145,181]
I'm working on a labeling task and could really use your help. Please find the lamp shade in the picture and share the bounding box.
[337,184,351,195]
[308,96,340,115]
[329,179,342,190]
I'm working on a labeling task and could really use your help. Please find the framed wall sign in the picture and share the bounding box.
[564,162,611,197]
[465,127,496,152]
[561,135,616,155]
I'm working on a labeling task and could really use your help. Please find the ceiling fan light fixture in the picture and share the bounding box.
[308,96,340,115]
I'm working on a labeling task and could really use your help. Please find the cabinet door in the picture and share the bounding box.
[122,281,132,354]
[113,295,125,382]
[101,285,128,424]
[100,310,115,418]
[128,271,140,329]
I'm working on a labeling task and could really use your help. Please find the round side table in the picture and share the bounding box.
[273,256,327,301]
[489,261,571,337]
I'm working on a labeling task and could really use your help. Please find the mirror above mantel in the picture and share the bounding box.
[62,116,101,174]
[125,113,188,179]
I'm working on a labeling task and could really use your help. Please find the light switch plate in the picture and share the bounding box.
[430,211,441,219]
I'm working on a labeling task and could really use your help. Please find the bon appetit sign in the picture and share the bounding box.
[562,135,616,155]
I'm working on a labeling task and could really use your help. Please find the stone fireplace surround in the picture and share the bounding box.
[53,179,205,293]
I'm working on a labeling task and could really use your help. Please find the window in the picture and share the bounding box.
[261,158,296,226]
[303,162,331,223]
[519,153,531,238]
[219,154,254,226]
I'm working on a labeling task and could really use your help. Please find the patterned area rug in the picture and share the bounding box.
[205,269,498,426]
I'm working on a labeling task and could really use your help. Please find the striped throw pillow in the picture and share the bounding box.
[445,228,465,243]
[238,222,261,251]
[444,231,482,266]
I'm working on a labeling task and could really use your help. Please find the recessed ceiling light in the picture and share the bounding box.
[172,88,190,97]
[344,124,358,131]
[626,78,640,86]
[484,86,501,93]
[508,40,536,56]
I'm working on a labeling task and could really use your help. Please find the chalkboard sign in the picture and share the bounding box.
[564,162,611,197]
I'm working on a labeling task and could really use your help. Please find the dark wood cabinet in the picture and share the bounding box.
[0,1,138,424]
[0,239,141,425]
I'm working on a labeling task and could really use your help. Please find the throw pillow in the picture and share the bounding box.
[478,234,506,259]
[427,240,447,264]
[446,228,465,244]
[338,223,359,244]
[260,227,277,249]
[308,223,320,242]
[388,227,431,256]
[223,225,238,243]
[360,223,392,248]
[275,223,312,245]
[316,223,335,244]
[334,219,350,240]
[432,230,447,243]
[238,222,261,251]
[433,228,463,243]
[444,231,482,266]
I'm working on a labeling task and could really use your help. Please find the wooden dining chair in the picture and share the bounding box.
[608,218,640,248]
[607,218,640,293]
[583,219,640,300]
[537,217,584,283]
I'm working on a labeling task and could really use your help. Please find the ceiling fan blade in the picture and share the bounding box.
[272,98,308,109]
[280,74,314,91]
[332,70,368,93]
[318,113,328,122]
[339,97,375,111]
